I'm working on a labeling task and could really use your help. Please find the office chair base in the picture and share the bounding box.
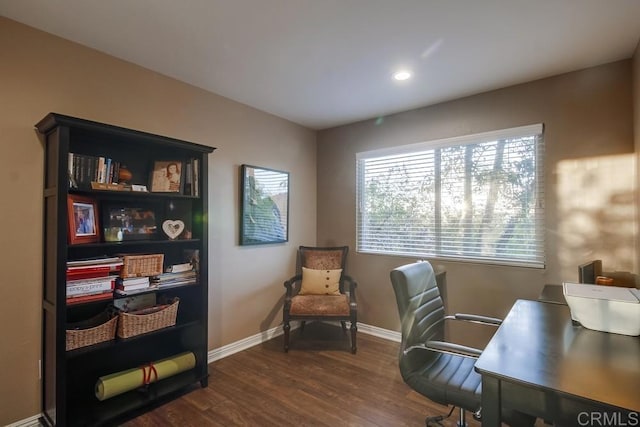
[424,406,466,427]
[424,417,468,427]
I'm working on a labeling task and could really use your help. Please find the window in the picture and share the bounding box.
[356,124,544,268]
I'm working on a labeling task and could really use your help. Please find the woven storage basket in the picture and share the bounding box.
[120,254,164,278]
[66,311,118,351]
[117,297,179,339]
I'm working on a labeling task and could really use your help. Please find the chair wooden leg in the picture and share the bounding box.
[300,321,306,333]
[350,321,357,354]
[283,321,290,352]
[341,321,347,332]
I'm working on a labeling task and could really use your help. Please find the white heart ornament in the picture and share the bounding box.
[162,220,185,240]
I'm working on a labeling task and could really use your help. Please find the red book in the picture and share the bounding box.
[66,265,122,280]
[67,266,111,280]
[66,292,113,305]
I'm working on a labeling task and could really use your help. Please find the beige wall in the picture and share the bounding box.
[317,60,635,346]
[0,18,316,425]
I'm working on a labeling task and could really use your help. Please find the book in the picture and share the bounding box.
[66,265,118,280]
[67,278,115,297]
[90,182,130,192]
[66,291,113,305]
[116,277,150,287]
[193,158,199,197]
[67,275,116,286]
[116,282,150,292]
[67,256,122,267]
[184,160,193,196]
[166,262,194,273]
[114,285,158,296]
[154,271,197,287]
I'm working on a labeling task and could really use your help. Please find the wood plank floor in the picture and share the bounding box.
[124,322,482,427]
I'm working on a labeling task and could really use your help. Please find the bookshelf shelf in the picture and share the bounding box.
[69,188,201,200]
[67,238,202,250]
[65,320,200,360]
[37,113,214,427]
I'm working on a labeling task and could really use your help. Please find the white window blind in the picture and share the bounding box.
[356,124,544,268]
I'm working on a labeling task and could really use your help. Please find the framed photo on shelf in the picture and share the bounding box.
[240,164,289,245]
[67,195,100,245]
[162,199,193,240]
[103,205,159,242]
[150,160,183,193]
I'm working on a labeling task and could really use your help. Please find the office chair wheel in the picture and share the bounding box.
[425,415,444,427]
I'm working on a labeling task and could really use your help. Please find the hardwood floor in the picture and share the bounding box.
[124,322,480,427]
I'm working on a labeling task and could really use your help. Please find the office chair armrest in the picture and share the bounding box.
[404,340,482,359]
[419,314,502,347]
[451,313,502,326]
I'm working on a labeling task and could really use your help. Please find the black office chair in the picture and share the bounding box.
[390,261,535,427]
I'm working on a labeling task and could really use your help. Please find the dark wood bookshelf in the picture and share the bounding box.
[37,113,214,427]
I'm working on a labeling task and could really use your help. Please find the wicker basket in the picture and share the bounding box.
[66,311,118,351]
[120,254,164,278]
[117,297,179,339]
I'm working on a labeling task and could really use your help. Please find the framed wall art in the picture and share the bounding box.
[67,195,100,244]
[240,164,289,245]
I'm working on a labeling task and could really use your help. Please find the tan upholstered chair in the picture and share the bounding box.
[283,246,357,353]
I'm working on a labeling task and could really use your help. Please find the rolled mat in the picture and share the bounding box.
[95,351,196,401]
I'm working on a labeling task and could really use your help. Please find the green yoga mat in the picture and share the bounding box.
[95,351,196,401]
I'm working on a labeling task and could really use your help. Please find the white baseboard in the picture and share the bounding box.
[6,414,42,427]
[207,321,400,362]
[357,322,401,342]
[11,322,400,427]
[207,321,300,363]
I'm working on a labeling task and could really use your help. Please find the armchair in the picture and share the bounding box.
[283,246,357,353]
[390,261,535,427]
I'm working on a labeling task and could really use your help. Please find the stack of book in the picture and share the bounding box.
[66,256,123,305]
[182,158,199,196]
[153,263,197,289]
[115,276,154,295]
[68,152,126,190]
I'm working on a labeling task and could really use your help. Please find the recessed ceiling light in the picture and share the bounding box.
[393,71,412,81]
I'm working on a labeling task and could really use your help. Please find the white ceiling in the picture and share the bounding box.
[2,0,640,130]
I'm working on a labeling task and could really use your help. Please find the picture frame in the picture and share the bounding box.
[103,205,158,242]
[67,195,100,245]
[240,164,289,245]
[150,160,183,193]
[162,199,193,240]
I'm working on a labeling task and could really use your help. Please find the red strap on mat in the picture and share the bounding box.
[141,363,158,385]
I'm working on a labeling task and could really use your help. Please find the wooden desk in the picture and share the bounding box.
[475,300,640,426]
